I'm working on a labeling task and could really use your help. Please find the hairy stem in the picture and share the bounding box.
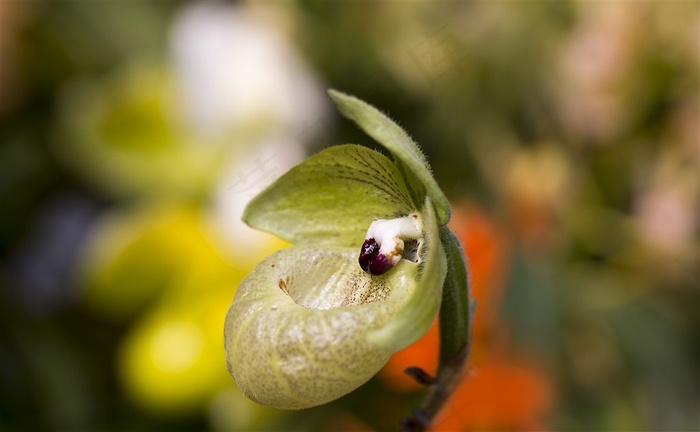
[437,227,471,371]
[401,226,472,432]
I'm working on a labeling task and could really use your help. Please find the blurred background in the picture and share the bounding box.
[1,1,698,431]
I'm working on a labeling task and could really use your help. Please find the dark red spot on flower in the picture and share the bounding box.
[359,238,379,273]
[369,253,392,275]
[359,238,393,275]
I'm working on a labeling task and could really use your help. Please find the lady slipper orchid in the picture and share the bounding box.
[224,90,464,411]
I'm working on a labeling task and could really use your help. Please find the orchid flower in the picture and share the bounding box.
[224,91,470,427]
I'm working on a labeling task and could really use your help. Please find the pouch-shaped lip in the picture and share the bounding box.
[224,246,418,409]
[225,198,444,409]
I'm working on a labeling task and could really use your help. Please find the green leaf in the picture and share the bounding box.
[224,244,421,409]
[328,90,451,225]
[367,197,446,351]
[243,144,415,247]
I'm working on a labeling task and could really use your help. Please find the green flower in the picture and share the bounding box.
[224,90,456,409]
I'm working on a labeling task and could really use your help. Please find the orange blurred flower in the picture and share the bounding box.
[431,361,551,432]
[379,201,552,431]
[379,318,440,392]
[379,201,507,390]
[448,201,508,344]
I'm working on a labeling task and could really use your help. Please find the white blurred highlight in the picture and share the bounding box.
[170,2,329,261]
[211,136,306,265]
[171,2,328,140]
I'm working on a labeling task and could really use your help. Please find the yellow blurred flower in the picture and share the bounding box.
[118,291,232,413]
[76,203,288,415]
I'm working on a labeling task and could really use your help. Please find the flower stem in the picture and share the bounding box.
[402,226,472,432]
[437,227,471,372]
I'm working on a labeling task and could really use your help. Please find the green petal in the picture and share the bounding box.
[367,197,446,351]
[243,144,415,247]
[224,245,421,409]
[328,90,451,225]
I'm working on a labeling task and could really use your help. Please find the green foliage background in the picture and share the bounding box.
[1,1,697,431]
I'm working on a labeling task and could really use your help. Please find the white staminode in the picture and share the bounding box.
[365,215,422,265]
